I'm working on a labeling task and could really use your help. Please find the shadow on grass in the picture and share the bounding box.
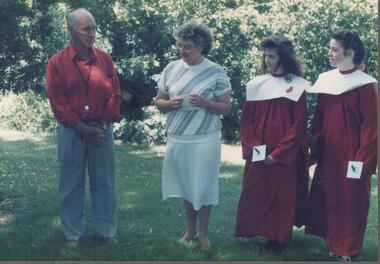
[0,133,377,261]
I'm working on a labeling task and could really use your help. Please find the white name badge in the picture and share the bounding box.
[346,161,363,179]
[252,145,266,162]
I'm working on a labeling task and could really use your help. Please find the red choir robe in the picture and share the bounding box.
[305,69,377,257]
[235,73,309,243]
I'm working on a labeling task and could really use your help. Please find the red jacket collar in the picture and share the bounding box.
[68,42,97,61]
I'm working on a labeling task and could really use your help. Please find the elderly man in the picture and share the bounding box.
[46,8,120,249]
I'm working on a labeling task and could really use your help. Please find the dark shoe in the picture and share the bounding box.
[264,240,277,251]
[265,240,286,255]
[97,236,118,245]
[101,237,119,245]
[275,242,287,255]
[246,240,258,250]
[90,234,118,246]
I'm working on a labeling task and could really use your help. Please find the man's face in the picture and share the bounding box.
[70,13,96,49]
[263,48,280,73]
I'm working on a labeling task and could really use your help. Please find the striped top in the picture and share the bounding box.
[157,58,231,136]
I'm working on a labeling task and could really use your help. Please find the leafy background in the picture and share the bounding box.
[0,0,377,144]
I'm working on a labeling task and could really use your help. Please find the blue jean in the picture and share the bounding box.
[57,121,117,240]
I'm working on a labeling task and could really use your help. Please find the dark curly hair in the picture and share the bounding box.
[331,30,365,66]
[260,36,303,77]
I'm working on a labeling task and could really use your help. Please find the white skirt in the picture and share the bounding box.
[162,131,221,211]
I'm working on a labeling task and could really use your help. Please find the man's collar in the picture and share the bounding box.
[68,42,97,61]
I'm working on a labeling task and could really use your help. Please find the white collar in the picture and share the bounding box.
[246,74,310,102]
[307,69,377,95]
[182,58,213,71]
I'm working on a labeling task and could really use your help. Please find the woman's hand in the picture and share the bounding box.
[307,133,321,167]
[264,155,277,165]
[155,90,183,111]
[188,91,232,115]
[188,93,210,108]
[169,96,184,109]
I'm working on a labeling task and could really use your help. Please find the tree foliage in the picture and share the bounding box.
[0,0,377,142]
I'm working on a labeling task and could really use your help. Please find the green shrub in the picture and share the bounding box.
[114,105,167,146]
[0,0,377,143]
[0,91,57,134]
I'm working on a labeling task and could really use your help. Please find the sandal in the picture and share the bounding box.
[179,232,199,244]
[338,256,352,262]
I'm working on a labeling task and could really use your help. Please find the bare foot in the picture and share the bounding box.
[199,235,210,249]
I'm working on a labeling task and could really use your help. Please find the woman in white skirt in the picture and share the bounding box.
[154,20,231,249]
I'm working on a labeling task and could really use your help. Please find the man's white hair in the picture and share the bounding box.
[66,8,95,29]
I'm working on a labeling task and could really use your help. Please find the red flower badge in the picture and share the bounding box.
[286,86,293,93]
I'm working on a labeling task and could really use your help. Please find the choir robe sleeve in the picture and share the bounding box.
[354,83,378,178]
[311,94,325,136]
[308,94,325,163]
[240,101,260,160]
[270,92,308,166]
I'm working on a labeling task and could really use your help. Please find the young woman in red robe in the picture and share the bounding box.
[235,36,310,254]
[306,30,377,262]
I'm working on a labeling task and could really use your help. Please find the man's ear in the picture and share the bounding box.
[67,25,74,33]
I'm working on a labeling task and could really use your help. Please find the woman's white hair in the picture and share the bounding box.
[66,8,94,29]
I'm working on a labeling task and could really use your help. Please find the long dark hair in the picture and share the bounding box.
[331,30,365,66]
[260,36,303,77]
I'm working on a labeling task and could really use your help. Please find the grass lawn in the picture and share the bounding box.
[0,129,377,261]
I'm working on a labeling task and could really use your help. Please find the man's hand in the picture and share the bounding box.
[75,122,105,145]
[83,126,105,144]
